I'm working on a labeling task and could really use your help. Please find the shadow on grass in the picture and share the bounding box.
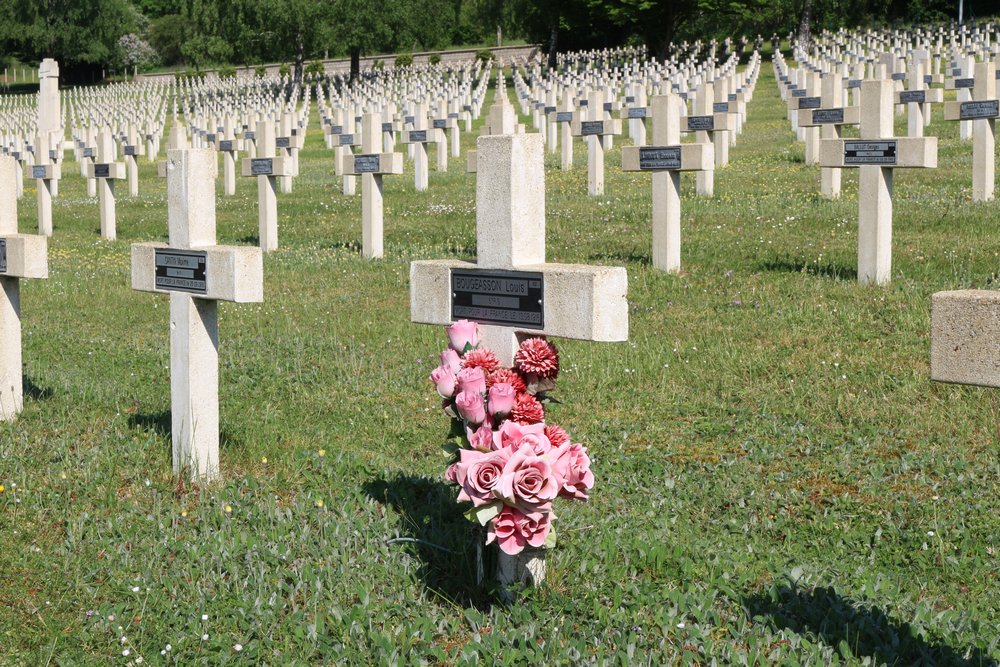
[757,257,858,281]
[237,234,260,245]
[24,375,53,401]
[744,581,998,666]
[364,474,496,610]
[127,410,241,449]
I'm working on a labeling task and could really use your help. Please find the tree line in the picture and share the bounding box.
[0,0,971,83]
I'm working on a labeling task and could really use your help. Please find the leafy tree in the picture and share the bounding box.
[1,0,135,78]
[147,13,186,65]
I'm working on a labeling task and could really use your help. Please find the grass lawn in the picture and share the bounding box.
[1,64,999,664]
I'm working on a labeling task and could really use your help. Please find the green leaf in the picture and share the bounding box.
[543,525,557,549]
[465,502,501,526]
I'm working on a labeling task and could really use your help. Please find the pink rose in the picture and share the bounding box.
[493,420,552,455]
[552,443,594,500]
[487,382,516,420]
[430,364,457,398]
[456,366,487,395]
[455,390,486,426]
[466,424,494,451]
[447,320,479,353]
[440,348,462,375]
[444,462,459,484]
[486,506,551,555]
[456,447,511,506]
[494,449,559,510]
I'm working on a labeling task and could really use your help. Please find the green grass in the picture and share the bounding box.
[1,67,999,664]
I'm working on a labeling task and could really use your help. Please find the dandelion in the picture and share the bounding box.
[224,505,232,514]
[0,484,4,493]
[315,499,324,508]
[261,457,268,463]
[318,449,326,457]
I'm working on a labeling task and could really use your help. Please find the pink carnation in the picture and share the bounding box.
[462,348,501,373]
[515,338,559,379]
[486,506,551,555]
[510,392,545,424]
[487,367,527,392]
[544,424,570,448]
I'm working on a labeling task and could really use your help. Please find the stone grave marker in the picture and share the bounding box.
[571,90,621,196]
[0,155,48,420]
[32,133,58,236]
[410,131,628,588]
[819,79,937,284]
[342,113,403,259]
[131,148,263,480]
[87,130,126,240]
[621,94,713,272]
[944,61,997,201]
[241,116,291,252]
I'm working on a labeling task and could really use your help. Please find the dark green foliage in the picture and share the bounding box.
[218,64,237,78]
[147,14,185,66]
[395,52,414,67]
[476,49,494,63]
[305,60,325,76]
[254,64,268,77]
[278,62,290,76]
[428,53,441,65]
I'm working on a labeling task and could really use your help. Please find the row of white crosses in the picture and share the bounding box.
[787,25,1000,203]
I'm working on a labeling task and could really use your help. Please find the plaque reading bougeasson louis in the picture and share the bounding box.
[155,249,207,294]
[580,121,604,136]
[451,269,544,329]
[638,146,681,170]
[94,163,110,178]
[844,140,897,165]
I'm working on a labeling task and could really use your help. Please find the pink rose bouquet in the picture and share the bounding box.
[429,320,594,556]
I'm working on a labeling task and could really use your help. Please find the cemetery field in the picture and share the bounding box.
[3,66,1000,664]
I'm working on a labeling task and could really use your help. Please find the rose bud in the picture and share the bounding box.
[456,366,487,395]
[454,390,487,426]
[487,382,516,420]
[447,319,479,353]
[430,365,457,398]
[440,348,462,375]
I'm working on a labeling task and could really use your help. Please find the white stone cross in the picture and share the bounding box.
[123,124,144,197]
[342,113,403,259]
[32,132,58,236]
[571,90,621,196]
[819,79,937,284]
[131,148,263,480]
[796,72,860,199]
[241,115,291,252]
[410,131,628,587]
[87,130,126,240]
[219,115,238,196]
[401,103,433,192]
[944,61,997,201]
[0,155,48,420]
[896,59,943,138]
[621,94,713,272]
